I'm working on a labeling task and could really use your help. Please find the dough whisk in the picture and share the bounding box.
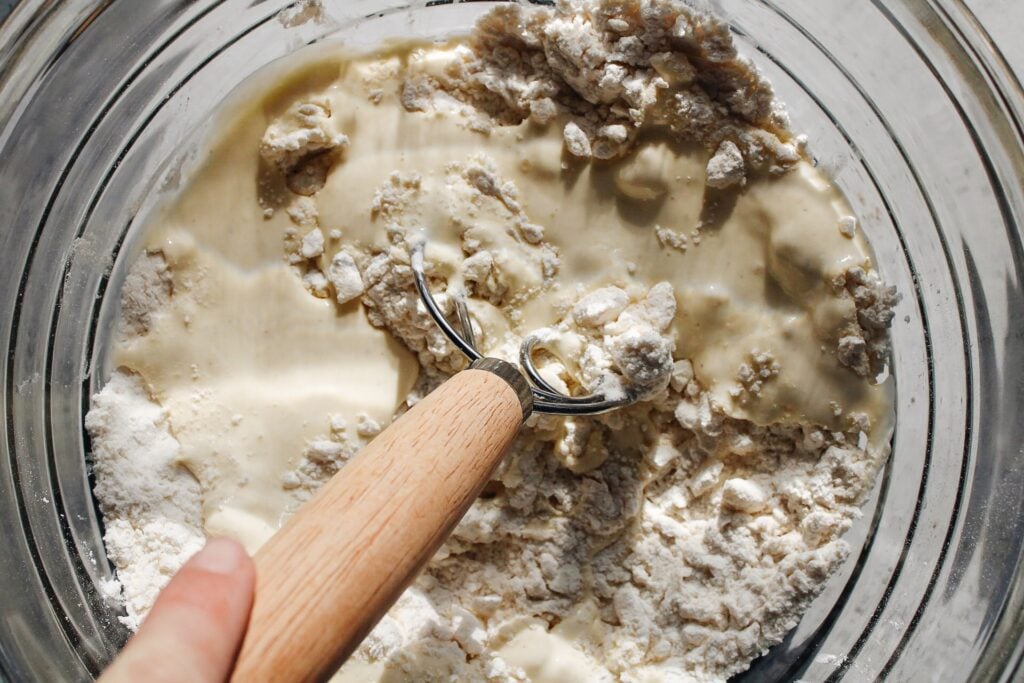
[232,240,635,681]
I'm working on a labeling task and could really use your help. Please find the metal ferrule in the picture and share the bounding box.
[470,358,533,420]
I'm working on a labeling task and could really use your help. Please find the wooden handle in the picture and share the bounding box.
[230,366,527,682]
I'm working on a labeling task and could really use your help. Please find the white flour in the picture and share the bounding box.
[88,1,897,680]
[417,0,799,173]
[86,372,204,630]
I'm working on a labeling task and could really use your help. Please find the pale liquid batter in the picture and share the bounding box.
[118,45,891,544]
[95,5,897,680]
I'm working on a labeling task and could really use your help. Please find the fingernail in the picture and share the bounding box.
[190,537,245,575]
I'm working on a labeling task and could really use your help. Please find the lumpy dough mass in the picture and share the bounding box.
[88,1,898,680]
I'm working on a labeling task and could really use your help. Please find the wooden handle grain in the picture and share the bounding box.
[230,367,526,683]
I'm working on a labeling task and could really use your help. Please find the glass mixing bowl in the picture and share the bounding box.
[1,1,1021,680]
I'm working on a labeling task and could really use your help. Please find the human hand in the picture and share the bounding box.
[100,538,255,683]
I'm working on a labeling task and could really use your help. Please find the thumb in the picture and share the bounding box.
[101,537,256,683]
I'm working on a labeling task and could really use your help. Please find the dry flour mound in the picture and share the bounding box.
[86,372,204,630]
[410,0,799,172]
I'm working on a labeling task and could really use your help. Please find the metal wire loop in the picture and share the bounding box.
[410,241,634,415]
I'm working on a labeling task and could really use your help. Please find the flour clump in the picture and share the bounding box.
[85,372,204,630]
